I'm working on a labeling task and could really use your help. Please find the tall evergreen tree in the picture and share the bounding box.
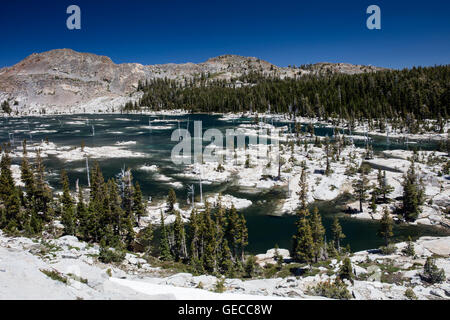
[353,167,370,212]
[159,211,172,261]
[225,204,240,259]
[378,207,394,247]
[173,210,187,261]
[76,187,89,240]
[20,140,36,207]
[310,207,325,262]
[292,209,314,263]
[0,146,15,204]
[402,163,424,221]
[33,149,53,221]
[375,169,394,203]
[132,182,145,225]
[331,216,346,252]
[237,212,248,262]
[202,205,217,273]
[218,239,233,276]
[60,170,76,235]
[297,167,308,210]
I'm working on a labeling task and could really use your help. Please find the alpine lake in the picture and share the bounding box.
[1,113,448,254]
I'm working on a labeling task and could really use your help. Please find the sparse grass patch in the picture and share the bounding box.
[146,256,195,275]
[40,269,68,284]
[98,246,126,263]
[67,273,88,284]
[381,272,405,284]
[37,240,62,259]
[277,263,304,278]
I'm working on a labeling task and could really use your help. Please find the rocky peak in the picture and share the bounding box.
[0,49,388,113]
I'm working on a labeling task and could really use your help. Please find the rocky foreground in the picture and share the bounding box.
[0,230,448,300]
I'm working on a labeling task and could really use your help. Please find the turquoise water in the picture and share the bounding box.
[1,114,448,254]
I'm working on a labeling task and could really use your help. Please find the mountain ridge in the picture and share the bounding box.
[0,49,388,114]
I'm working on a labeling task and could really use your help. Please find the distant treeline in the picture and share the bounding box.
[125,65,450,124]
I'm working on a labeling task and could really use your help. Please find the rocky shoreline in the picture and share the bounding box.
[0,230,448,300]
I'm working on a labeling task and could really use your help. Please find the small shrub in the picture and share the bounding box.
[99,246,126,263]
[405,288,417,300]
[338,257,354,282]
[244,255,258,278]
[262,263,278,278]
[307,279,352,300]
[380,244,396,255]
[402,237,415,257]
[214,278,226,293]
[421,257,446,284]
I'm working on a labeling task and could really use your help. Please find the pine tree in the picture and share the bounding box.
[225,204,240,259]
[76,187,89,240]
[339,257,353,282]
[33,149,53,221]
[0,146,15,204]
[274,243,284,269]
[202,206,217,273]
[377,207,394,247]
[292,209,314,264]
[375,169,394,203]
[297,167,308,210]
[402,236,415,256]
[353,167,370,212]
[0,146,23,230]
[112,178,135,248]
[331,216,345,252]
[214,195,226,253]
[132,182,145,225]
[402,163,424,221]
[219,239,233,275]
[159,211,172,261]
[5,188,22,232]
[188,208,200,264]
[244,255,258,278]
[423,257,445,284]
[138,225,153,256]
[173,210,187,261]
[60,170,76,235]
[20,140,36,207]
[90,162,106,203]
[87,162,107,242]
[310,207,325,262]
[237,212,248,262]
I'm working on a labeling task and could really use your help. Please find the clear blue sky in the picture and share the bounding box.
[0,0,449,69]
